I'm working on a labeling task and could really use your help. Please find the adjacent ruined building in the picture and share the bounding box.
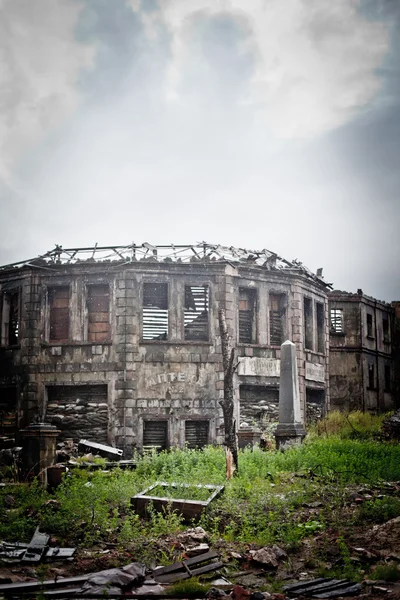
[329,290,397,412]
[0,243,330,455]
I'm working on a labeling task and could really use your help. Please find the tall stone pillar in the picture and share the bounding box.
[274,340,306,450]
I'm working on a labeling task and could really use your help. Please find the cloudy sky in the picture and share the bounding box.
[0,0,399,301]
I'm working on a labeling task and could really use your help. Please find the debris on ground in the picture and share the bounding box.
[382,410,400,440]
[249,546,287,569]
[0,527,75,564]
[77,439,124,459]
[152,549,224,583]
[283,577,363,598]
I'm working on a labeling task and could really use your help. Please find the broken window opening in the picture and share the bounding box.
[0,387,17,437]
[304,297,313,351]
[49,287,70,342]
[87,284,110,343]
[316,302,325,354]
[143,420,168,452]
[184,285,209,341]
[368,362,375,389]
[1,291,19,346]
[330,308,344,333]
[383,314,390,342]
[239,288,257,344]
[269,293,286,346]
[367,313,374,338]
[185,420,209,449]
[142,283,169,340]
[384,365,391,392]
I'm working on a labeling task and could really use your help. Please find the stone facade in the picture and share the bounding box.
[329,290,396,412]
[0,244,330,455]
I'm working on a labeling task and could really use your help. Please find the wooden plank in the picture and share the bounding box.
[154,561,223,584]
[153,550,219,576]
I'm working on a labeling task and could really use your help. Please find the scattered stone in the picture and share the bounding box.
[185,543,210,557]
[230,552,242,559]
[231,584,251,600]
[249,548,280,568]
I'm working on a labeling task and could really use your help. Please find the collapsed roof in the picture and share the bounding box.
[0,242,330,287]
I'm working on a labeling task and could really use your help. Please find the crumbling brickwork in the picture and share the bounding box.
[0,244,330,454]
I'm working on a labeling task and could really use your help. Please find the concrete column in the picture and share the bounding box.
[274,340,306,450]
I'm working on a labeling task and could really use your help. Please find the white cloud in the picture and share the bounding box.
[0,0,94,179]
[160,0,388,137]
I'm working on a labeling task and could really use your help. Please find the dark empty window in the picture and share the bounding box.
[0,387,17,436]
[239,288,257,344]
[269,294,286,346]
[383,315,390,342]
[367,313,373,338]
[184,285,209,341]
[330,308,344,333]
[142,283,168,340]
[384,365,391,392]
[316,303,325,354]
[87,285,110,343]
[49,287,69,342]
[185,420,209,449]
[368,362,375,389]
[304,297,313,350]
[143,420,168,451]
[1,291,19,346]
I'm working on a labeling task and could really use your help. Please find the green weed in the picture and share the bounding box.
[370,563,400,582]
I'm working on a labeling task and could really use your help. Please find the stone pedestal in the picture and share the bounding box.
[274,341,306,450]
[237,427,262,449]
[20,423,60,487]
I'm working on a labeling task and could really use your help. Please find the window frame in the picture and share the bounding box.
[183,283,210,342]
[366,313,374,339]
[304,296,314,351]
[268,292,287,347]
[330,308,344,334]
[238,287,258,345]
[46,285,71,343]
[1,288,20,347]
[141,281,170,342]
[85,283,111,344]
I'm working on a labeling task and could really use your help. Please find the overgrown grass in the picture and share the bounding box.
[1,412,398,560]
[310,410,388,439]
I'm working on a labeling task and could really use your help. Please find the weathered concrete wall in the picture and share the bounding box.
[329,292,395,412]
[0,260,330,453]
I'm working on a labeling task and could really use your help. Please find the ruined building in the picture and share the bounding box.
[0,243,330,455]
[329,290,396,412]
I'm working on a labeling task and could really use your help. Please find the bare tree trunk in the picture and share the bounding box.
[218,308,238,478]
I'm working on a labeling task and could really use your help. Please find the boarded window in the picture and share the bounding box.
[185,420,209,449]
[239,385,279,428]
[239,288,257,344]
[49,287,69,342]
[1,291,19,346]
[0,387,17,437]
[367,313,373,338]
[316,303,325,354]
[330,308,343,333]
[142,283,168,340]
[384,365,391,392]
[368,362,375,389]
[304,297,313,350]
[184,285,209,341]
[87,285,110,342]
[269,294,286,346]
[143,420,168,451]
[46,385,108,443]
[383,315,390,342]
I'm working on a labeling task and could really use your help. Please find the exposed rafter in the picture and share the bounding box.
[0,242,331,287]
